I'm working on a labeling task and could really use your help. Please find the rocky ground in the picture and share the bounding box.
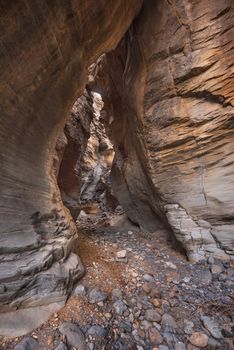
[2,208,234,350]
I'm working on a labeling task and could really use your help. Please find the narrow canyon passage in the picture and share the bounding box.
[0,0,234,349]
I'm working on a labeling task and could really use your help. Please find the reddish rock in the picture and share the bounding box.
[148,327,163,345]
[189,332,209,348]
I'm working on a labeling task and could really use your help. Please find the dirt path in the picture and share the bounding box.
[2,213,234,350]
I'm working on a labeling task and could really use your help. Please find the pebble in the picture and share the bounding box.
[131,271,138,278]
[113,300,127,315]
[200,315,223,339]
[221,295,232,304]
[119,320,132,333]
[184,320,194,335]
[219,272,227,281]
[158,346,170,350]
[143,274,154,282]
[55,343,68,350]
[145,309,162,322]
[88,343,95,350]
[183,277,191,283]
[148,327,163,345]
[207,256,215,264]
[141,320,152,330]
[59,322,86,349]
[210,264,223,274]
[175,342,186,350]
[116,250,127,258]
[73,284,86,296]
[208,337,222,349]
[165,261,176,269]
[87,325,106,337]
[189,332,209,348]
[142,282,152,294]
[14,337,37,350]
[151,298,161,307]
[187,344,200,350]
[88,288,107,304]
[161,314,177,328]
[112,288,123,300]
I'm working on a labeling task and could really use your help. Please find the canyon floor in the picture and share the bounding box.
[2,209,234,350]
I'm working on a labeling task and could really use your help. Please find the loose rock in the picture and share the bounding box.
[210,264,223,274]
[88,288,107,304]
[55,343,68,350]
[14,337,37,350]
[175,342,186,350]
[184,320,194,335]
[113,300,127,315]
[112,288,123,300]
[145,309,162,323]
[161,314,177,329]
[59,322,86,349]
[74,284,86,296]
[189,332,209,348]
[87,325,106,337]
[200,316,223,339]
[143,274,154,282]
[148,327,163,345]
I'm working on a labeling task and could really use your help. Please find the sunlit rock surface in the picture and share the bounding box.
[0,0,142,318]
[96,0,234,261]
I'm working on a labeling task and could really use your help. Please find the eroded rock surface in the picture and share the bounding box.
[96,0,234,261]
[55,90,94,219]
[79,92,117,211]
[55,90,117,220]
[0,0,142,322]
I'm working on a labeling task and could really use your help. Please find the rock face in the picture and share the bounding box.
[55,90,117,220]
[96,0,234,261]
[79,92,117,211]
[0,0,142,318]
[55,90,94,220]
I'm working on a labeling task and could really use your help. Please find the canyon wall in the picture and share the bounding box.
[0,0,142,317]
[95,0,234,262]
[79,92,117,211]
[55,90,116,220]
[55,89,93,220]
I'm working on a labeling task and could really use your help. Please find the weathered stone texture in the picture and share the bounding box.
[79,92,117,210]
[97,0,234,260]
[56,90,93,219]
[0,0,142,317]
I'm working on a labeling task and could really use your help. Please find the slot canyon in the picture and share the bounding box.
[0,1,234,349]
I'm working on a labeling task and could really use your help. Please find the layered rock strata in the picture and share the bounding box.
[79,92,117,211]
[0,0,142,319]
[96,0,234,261]
[55,89,93,220]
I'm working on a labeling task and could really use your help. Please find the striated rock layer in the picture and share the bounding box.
[0,0,142,319]
[55,90,117,220]
[79,92,117,211]
[96,0,234,261]
[55,89,94,220]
